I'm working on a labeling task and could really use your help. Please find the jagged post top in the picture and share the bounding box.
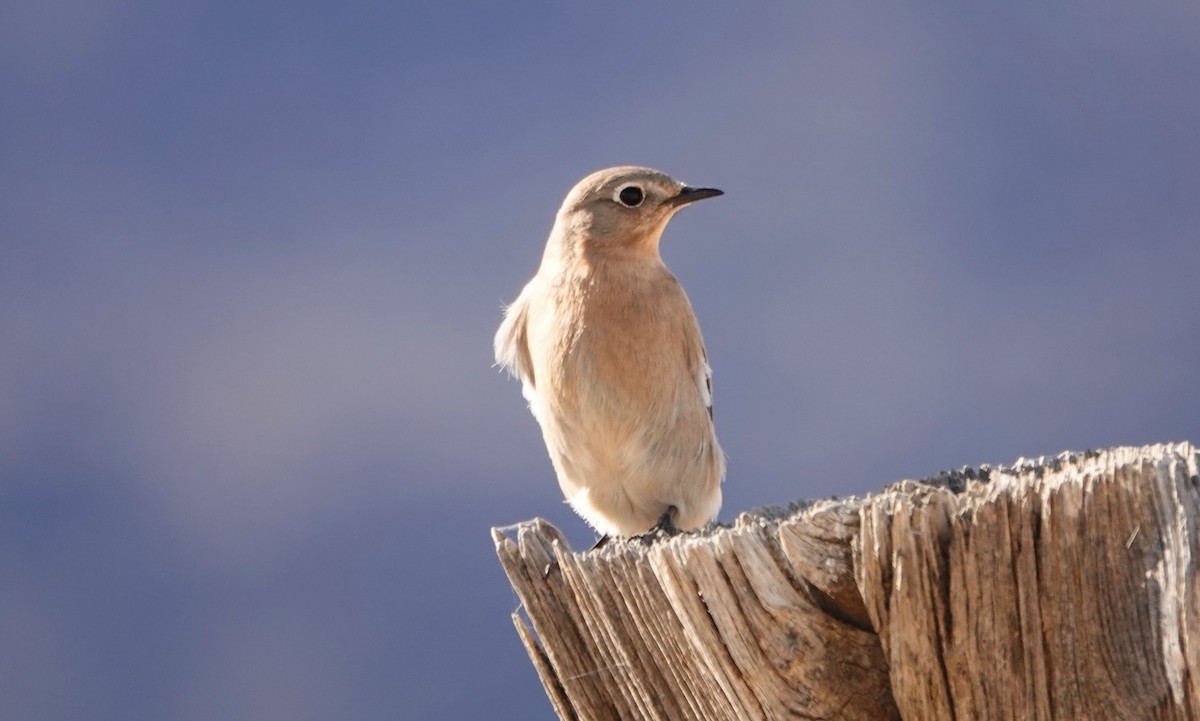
[494,443,1200,721]
[494,442,1197,554]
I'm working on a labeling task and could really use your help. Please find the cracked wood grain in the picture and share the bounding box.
[495,443,1200,721]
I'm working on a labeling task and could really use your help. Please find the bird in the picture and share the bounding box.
[494,166,726,539]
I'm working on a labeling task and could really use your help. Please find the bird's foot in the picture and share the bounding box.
[651,506,680,534]
[633,506,680,545]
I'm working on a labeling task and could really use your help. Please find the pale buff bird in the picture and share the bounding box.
[494,166,726,538]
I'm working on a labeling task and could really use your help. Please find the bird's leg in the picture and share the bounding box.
[633,505,681,545]
[651,505,680,535]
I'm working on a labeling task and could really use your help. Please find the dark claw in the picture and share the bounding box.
[652,505,680,535]
[633,505,681,545]
[590,535,611,551]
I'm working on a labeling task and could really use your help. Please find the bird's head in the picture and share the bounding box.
[549,166,722,260]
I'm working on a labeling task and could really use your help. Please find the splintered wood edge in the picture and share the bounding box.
[492,441,1200,720]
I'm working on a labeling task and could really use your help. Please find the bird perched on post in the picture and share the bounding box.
[494,166,726,539]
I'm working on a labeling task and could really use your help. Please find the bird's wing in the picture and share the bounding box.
[494,290,536,391]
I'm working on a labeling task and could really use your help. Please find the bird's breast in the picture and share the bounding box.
[530,278,703,427]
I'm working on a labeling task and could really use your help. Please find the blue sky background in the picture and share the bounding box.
[3,2,1199,719]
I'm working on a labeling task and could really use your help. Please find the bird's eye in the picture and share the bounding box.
[615,185,644,208]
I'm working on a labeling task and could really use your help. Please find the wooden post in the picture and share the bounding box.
[494,442,1200,720]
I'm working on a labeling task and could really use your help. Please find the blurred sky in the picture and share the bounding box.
[3,1,1199,719]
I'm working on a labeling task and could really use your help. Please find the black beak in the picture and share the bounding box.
[668,185,724,207]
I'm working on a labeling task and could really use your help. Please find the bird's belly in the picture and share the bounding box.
[524,307,722,535]
[533,380,720,535]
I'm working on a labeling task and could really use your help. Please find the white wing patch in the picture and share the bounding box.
[699,358,713,418]
[521,379,539,420]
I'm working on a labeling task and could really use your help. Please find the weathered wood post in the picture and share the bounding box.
[495,442,1200,720]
